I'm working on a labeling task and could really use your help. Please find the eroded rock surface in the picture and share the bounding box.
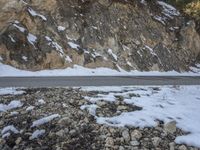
[0,0,200,71]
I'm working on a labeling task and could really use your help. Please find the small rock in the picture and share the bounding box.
[119,146,125,150]
[105,137,114,147]
[169,142,175,150]
[130,140,140,146]
[164,121,176,134]
[15,137,22,145]
[96,101,107,107]
[178,145,187,150]
[117,105,127,111]
[131,130,142,140]
[58,117,71,126]
[122,130,130,142]
[56,129,65,137]
[152,137,161,147]
[69,129,76,136]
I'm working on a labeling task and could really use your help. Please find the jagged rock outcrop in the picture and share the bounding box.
[0,0,200,71]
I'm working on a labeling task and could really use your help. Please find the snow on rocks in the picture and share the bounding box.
[45,36,65,57]
[38,99,46,105]
[44,37,72,63]
[81,86,200,148]
[0,100,23,112]
[1,125,19,138]
[29,129,45,140]
[22,56,28,61]
[8,35,16,43]
[27,7,47,21]
[26,106,35,111]
[153,1,180,25]
[13,23,26,33]
[57,26,66,32]
[108,49,118,61]
[0,87,199,149]
[0,88,25,96]
[157,1,180,18]
[31,114,60,127]
[68,42,80,50]
[27,33,37,47]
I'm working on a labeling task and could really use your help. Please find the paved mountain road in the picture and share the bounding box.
[0,76,200,87]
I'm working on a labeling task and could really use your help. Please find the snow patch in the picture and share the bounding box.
[0,88,25,95]
[13,24,26,33]
[58,26,66,32]
[68,42,80,50]
[0,100,23,112]
[80,104,99,116]
[81,86,200,148]
[26,106,35,111]
[1,125,19,138]
[157,1,180,18]
[29,129,45,140]
[28,7,47,21]
[31,114,60,127]
[38,99,46,105]
[108,49,118,61]
[22,56,28,61]
[27,33,37,47]
[8,35,16,43]
[0,62,200,76]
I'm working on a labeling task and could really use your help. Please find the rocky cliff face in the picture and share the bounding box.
[0,0,200,72]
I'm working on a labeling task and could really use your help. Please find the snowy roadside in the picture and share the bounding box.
[0,63,200,77]
[0,86,199,149]
[81,86,200,148]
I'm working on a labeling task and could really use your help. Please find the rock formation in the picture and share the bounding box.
[0,0,200,71]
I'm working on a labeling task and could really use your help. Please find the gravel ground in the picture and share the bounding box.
[0,88,199,150]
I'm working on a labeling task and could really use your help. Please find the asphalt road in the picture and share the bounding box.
[0,76,200,87]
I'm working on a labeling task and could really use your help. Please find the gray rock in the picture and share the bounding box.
[122,130,130,142]
[58,117,71,126]
[96,101,107,107]
[105,137,114,147]
[152,137,161,147]
[178,145,188,150]
[164,121,176,134]
[117,105,127,111]
[169,142,175,150]
[131,130,142,140]
[130,140,140,146]
[15,137,22,145]
[119,146,125,150]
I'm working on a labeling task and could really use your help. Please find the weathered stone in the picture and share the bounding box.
[169,142,175,150]
[0,0,200,72]
[122,130,130,143]
[96,101,107,107]
[178,145,188,150]
[15,137,22,145]
[130,140,140,146]
[164,121,177,134]
[131,130,142,140]
[117,105,127,111]
[105,137,114,147]
[152,137,161,147]
[119,146,125,150]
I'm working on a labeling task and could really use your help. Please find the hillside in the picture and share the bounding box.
[0,0,200,72]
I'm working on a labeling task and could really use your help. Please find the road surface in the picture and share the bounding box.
[0,76,200,87]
